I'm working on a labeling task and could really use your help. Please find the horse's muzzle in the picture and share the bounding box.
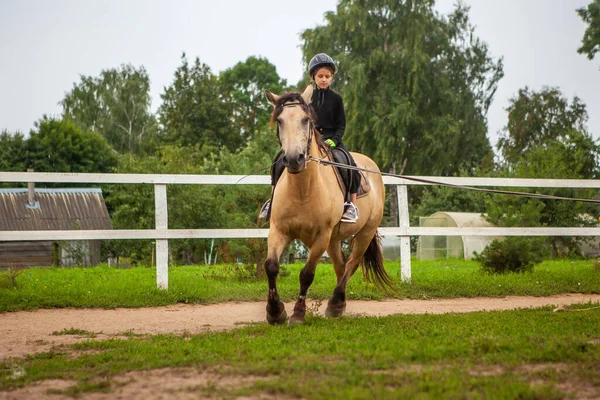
[282,153,306,174]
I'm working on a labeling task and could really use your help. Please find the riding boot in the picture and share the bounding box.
[341,202,358,223]
[259,199,271,220]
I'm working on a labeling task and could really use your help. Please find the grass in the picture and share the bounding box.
[0,259,599,312]
[1,305,599,398]
[0,269,23,289]
[51,328,98,338]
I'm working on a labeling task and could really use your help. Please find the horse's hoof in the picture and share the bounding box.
[325,303,346,318]
[266,308,287,325]
[289,312,306,325]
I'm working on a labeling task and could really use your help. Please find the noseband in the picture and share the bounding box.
[277,101,315,168]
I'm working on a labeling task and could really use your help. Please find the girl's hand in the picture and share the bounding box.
[325,139,336,148]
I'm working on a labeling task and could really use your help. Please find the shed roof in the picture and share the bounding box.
[424,212,495,228]
[0,188,112,231]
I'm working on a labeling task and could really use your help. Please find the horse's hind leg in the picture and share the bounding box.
[325,229,376,317]
[289,236,330,324]
[264,231,290,325]
[327,240,345,283]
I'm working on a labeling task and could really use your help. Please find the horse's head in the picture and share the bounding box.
[265,85,315,174]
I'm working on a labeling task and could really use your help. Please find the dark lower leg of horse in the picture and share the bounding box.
[325,275,349,318]
[290,267,315,324]
[264,258,287,325]
[326,256,362,318]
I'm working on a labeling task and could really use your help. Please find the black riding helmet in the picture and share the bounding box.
[308,53,337,78]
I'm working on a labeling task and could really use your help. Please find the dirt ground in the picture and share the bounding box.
[2,293,600,360]
[2,295,600,400]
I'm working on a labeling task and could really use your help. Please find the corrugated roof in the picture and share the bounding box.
[0,188,103,194]
[0,188,112,231]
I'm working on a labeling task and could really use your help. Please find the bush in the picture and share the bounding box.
[475,237,545,274]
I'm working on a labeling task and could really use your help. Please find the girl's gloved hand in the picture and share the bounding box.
[324,139,336,148]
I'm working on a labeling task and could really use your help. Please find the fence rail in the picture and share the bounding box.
[1,172,598,288]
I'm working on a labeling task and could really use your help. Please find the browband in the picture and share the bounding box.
[280,102,304,108]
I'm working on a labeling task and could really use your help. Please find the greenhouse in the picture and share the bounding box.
[417,212,503,260]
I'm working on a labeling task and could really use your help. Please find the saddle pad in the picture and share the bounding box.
[327,148,371,199]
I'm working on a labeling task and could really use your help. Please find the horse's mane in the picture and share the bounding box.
[270,91,324,148]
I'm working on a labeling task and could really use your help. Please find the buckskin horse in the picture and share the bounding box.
[262,85,394,324]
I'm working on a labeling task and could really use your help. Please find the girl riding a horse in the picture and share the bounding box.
[262,83,392,325]
[260,53,361,223]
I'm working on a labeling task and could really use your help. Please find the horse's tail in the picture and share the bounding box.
[361,231,396,293]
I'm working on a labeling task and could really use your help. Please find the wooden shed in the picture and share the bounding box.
[0,187,112,268]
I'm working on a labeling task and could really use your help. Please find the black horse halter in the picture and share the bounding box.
[276,101,315,167]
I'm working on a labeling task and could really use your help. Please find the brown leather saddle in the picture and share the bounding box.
[325,147,371,199]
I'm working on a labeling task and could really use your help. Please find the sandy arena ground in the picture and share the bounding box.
[2,294,600,360]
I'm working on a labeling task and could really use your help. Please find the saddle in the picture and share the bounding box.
[327,147,371,200]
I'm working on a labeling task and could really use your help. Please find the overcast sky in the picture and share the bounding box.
[1,0,598,150]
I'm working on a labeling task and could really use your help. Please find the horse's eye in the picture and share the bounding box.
[301,118,309,125]
[276,118,283,125]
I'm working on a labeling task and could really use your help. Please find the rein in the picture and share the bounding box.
[266,99,597,204]
[308,156,600,204]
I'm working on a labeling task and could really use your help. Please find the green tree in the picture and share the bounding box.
[0,130,27,189]
[61,64,158,155]
[486,145,599,258]
[497,87,589,165]
[489,87,600,257]
[158,54,240,153]
[220,56,288,143]
[106,145,238,265]
[413,185,488,223]
[301,0,503,177]
[191,140,277,272]
[25,117,118,174]
[577,0,600,62]
[0,130,27,172]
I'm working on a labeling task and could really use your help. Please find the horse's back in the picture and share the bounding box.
[350,152,379,171]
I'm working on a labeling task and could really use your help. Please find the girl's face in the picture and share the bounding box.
[314,67,334,89]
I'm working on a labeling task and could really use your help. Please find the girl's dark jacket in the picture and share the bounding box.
[311,87,347,152]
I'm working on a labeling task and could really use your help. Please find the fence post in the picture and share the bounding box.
[155,184,169,290]
[396,184,411,282]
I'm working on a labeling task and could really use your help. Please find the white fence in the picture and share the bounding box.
[1,171,600,289]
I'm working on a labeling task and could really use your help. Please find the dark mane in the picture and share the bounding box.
[269,91,323,145]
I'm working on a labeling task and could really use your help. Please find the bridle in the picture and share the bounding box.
[277,101,316,169]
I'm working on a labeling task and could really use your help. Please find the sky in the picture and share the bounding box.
[1,0,598,150]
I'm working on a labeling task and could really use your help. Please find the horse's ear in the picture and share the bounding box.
[301,85,313,105]
[265,90,280,106]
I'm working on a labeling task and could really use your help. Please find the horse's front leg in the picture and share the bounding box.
[264,230,290,325]
[289,235,330,324]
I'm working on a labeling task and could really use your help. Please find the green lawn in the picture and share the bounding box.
[1,259,598,312]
